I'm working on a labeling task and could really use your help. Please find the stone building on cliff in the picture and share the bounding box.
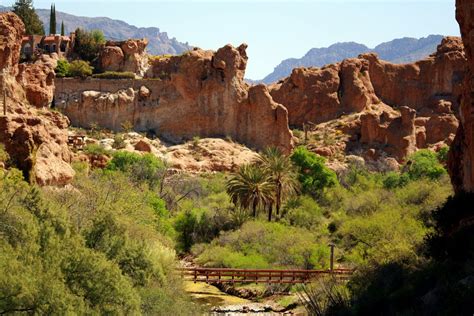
[21,32,75,59]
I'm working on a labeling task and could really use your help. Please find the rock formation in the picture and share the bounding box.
[0,12,74,185]
[449,0,474,193]
[270,37,465,162]
[98,39,149,76]
[56,44,294,154]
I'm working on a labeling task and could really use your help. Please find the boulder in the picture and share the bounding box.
[98,39,149,76]
[134,139,152,152]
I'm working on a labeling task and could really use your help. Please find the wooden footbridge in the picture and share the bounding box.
[178,267,353,284]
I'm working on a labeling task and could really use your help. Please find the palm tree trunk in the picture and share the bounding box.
[268,204,273,222]
[252,199,258,218]
[276,182,282,217]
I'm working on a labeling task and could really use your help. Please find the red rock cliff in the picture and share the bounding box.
[0,12,74,185]
[449,0,474,193]
[57,44,293,153]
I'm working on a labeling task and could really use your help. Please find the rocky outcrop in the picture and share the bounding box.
[270,37,465,162]
[98,39,148,76]
[0,12,74,185]
[269,58,380,126]
[360,106,417,161]
[56,44,293,154]
[17,53,58,108]
[449,0,474,193]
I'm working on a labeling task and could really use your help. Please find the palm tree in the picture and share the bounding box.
[227,164,274,219]
[259,147,299,220]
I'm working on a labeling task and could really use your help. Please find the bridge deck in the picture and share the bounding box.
[178,267,353,284]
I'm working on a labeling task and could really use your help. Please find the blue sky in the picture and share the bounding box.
[29,0,459,79]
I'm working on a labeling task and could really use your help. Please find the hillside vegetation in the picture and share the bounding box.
[0,144,454,314]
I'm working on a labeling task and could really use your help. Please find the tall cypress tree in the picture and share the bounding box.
[61,21,65,36]
[13,0,45,35]
[49,3,56,34]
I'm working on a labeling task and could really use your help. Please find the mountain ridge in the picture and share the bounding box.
[258,35,445,84]
[0,5,192,55]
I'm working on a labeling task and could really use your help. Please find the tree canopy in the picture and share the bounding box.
[12,0,45,35]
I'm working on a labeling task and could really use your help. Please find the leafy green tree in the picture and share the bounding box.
[404,149,446,180]
[174,210,198,253]
[259,147,299,220]
[68,60,93,78]
[74,28,106,63]
[61,20,65,36]
[290,146,338,196]
[49,3,56,34]
[227,164,274,218]
[12,0,45,35]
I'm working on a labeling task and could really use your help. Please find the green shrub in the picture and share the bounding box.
[382,172,409,189]
[436,146,450,164]
[405,149,446,180]
[92,71,136,79]
[290,146,338,196]
[281,195,324,229]
[196,221,330,269]
[106,151,164,187]
[83,143,110,156]
[0,144,8,164]
[55,59,71,77]
[112,134,126,149]
[68,60,93,78]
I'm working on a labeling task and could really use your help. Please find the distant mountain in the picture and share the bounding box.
[0,6,192,55]
[259,35,445,84]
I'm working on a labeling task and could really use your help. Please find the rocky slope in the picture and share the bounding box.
[449,0,474,193]
[270,37,466,163]
[260,35,445,84]
[56,45,293,154]
[0,12,74,185]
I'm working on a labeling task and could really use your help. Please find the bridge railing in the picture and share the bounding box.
[177,267,354,284]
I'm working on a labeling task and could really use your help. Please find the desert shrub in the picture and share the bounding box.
[92,71,136,79]
[55,59,71,77]
[106,151,164,187]
[290,146,338,197]
[404,149,446,180]
[436,146,450,164]
[112,134,126,149]
[382,171,409,189]
[0,144,8,164]
[83,143,110,156]
[68,60,93,78]
[281,195,324,229]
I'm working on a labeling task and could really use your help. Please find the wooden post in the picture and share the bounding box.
[194,269,197,284]
[329,243,335,272]
[205,270,209,284]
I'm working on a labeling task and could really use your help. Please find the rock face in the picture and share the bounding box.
[270,37,465,162]
[17,54,58,108]
[360,106,417,161]
[0,12,74,185]
[98,39,149,76]
[449,0,474,193]
[56,44,293,154]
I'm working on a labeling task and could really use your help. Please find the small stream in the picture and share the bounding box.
[184,281,304,315]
